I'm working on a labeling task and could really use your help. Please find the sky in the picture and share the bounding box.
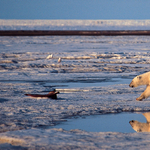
[0,0,150,20]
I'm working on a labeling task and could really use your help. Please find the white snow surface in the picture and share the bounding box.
[1,128,150,150]
[0,20,150,149]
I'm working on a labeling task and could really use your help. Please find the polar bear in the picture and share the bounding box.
[129,71,150,101]
[129,112,150,132]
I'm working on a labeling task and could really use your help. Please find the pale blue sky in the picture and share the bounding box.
[0,0,150,20]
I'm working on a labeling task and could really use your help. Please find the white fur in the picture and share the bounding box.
[129,71,150,101]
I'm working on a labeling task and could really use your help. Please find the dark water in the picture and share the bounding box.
[52,112,146,133]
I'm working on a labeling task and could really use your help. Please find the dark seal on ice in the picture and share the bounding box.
[25,89,59,99]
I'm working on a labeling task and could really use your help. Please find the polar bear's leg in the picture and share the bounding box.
[136,93,145,101]
[136,85,150,101]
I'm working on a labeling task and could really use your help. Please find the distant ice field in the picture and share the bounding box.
[1,19,150,30]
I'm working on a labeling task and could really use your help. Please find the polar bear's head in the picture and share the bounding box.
[129,75,143,88]
[129,120,150,132]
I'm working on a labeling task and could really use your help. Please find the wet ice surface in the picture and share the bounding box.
[1,25,150,148]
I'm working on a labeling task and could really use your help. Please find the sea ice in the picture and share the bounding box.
[1,20,150,149]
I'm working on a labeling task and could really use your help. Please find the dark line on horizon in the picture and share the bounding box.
[1,30,150,36]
